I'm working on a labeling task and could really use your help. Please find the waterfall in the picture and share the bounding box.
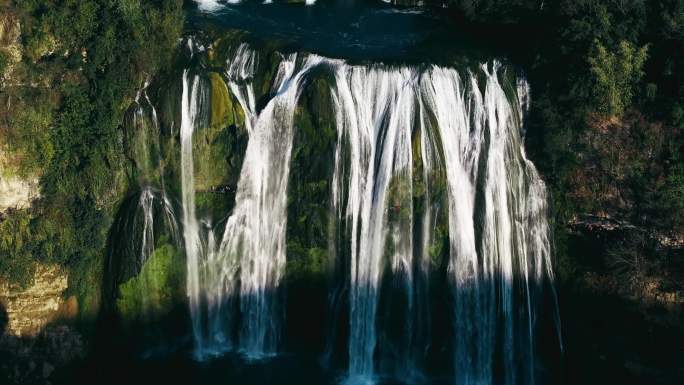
[210,53,321,358]
[329,61,558,384]
[131,187,181,316]
[183,50,325,359]
[138,188,157,268]
[177,39,559,381]
[331,66,422,383]
[226,43,258,134]
[180,68,215,357]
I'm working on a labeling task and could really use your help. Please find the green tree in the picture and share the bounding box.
[588,39,649,116]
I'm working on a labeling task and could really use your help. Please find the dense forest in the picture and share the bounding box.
[0,0,682,384]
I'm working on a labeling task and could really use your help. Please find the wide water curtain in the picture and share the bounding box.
[179,40,559,383]
[331,62,558,384]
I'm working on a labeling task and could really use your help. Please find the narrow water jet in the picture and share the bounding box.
[180,69,208,357]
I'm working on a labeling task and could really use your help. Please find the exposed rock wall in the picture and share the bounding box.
[0,11,40,211]
[0,264,84,385]
[0,175,39,211]
[0,264,68,337]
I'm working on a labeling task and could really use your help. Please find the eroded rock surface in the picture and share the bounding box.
[0,265,84,385]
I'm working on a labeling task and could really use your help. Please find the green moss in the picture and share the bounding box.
[192,72,248,192]
[284,71,339,284]
[125,107,162,185]
[116,242,185,323]
[286,243,328,282]
[206,30,249,67]
[209,72,232,129]
[195,191,232,223]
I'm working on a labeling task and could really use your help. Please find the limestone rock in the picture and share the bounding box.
[0,264,68,337]
[0,264,85,384]
[0,175,40,211]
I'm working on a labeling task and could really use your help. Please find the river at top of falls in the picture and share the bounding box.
[187,0,511,63]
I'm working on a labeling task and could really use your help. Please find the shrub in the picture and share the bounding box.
[588,40,649,117]
[116,242,185,323]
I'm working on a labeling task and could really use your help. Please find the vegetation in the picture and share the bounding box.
[286,74,337,284]
[116,241,185,323]
[0,1,184,320]
[588,40,649,117]
[0,50,7,75]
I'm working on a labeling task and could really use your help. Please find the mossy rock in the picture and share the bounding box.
[205,30,252,69]
[285,70,338,267]
[193,72,247,192]
[116,242,185,324]
[286,243,329,284]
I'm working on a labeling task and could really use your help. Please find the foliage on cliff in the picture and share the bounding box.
[0,1,184,321]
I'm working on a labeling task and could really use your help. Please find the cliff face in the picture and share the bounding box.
[0,1,184,383]
[551,111,684,384]
[0,11,40,212]
[0,264,68,337]
[0,264,84,385]
[0,174,39,211]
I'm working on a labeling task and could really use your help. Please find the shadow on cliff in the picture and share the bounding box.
[560,286,684,385]
[0,304,7,334]
[559,229,684,385]
[0,301,85,385]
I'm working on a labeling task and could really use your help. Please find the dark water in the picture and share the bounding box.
[54,344,455,385]
[187,0,505,64]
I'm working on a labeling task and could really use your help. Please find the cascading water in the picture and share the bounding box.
[330,66,422,383]
[328,61,559,384]
[180,69,208,355]
[133,187,181,316]
[226,43,258,133]
[182,46,325,359]
[174,36,559,382]
[209,53,322,358]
